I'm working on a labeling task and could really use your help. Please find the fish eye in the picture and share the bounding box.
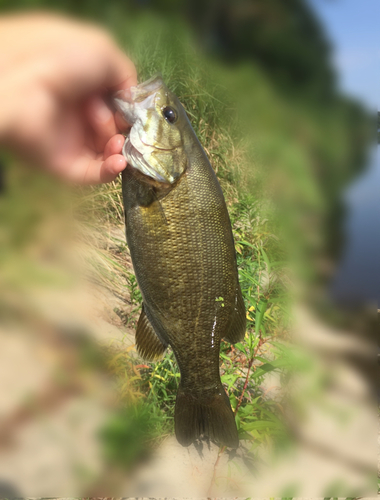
[162,106,177,123]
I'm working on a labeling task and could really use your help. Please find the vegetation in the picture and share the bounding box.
[87,14,369,466]
[0,0,372,483]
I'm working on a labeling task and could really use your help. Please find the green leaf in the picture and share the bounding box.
[260,248,271,273]
[252,358,291,379]
[243,420,279,431]
[255,298,268,335]
[234,342,246,353]
[237,239,256,248]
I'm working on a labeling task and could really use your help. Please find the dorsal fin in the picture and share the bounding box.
[136,305,168,361]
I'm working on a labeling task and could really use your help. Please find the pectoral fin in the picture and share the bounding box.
[224,286,246,344]
[136,305,167,361]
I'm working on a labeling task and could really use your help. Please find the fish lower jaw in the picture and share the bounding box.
[122,138,168,183]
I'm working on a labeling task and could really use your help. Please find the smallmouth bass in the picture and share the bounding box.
[114,75,246,448]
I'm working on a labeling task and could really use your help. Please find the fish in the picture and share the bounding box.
[114,75,246,448]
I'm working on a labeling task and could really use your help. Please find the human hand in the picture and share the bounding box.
[0,13,137,184]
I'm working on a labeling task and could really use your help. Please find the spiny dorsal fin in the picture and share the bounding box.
[224,286,246,344]
[136,305,167,361]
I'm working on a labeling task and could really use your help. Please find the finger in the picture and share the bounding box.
[86,95,118,151]
[5,83,57,158]
[105,44,138,90]
[104,134,125,159]
[99,154,127,183]
[115,111,132,132]
[63,153,126,184]
[82,145,97,159]
[43,33,137,100]
[84,127,96,151]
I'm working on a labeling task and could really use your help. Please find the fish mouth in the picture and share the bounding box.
[113,74,168,150]
[132,74,164,101]
[113,74,178,184]
[113,74,164,125]
[138,136,175,152]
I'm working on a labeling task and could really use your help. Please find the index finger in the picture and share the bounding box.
[105,43,137,91]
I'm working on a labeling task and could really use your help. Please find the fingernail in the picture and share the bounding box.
[114,156,127,172]
[92,97,112,123]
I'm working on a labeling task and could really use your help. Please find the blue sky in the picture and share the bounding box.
[308,0,379,110]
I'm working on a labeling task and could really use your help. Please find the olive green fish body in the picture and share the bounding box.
[116,76,245,448]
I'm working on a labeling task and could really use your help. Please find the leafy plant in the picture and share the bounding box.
[95,28,297,466]
[70,8,370,477]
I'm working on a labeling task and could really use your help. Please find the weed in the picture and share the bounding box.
[86,13,360,472]
[94,23,296,464]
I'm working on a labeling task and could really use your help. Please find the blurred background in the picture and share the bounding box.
[0,0,377,496]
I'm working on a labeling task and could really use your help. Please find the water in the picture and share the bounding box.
[331,146,380,306]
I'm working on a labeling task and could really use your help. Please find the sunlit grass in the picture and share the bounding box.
[87,19,302,462]
[0,11,371,473]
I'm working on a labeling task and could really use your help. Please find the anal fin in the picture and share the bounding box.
[224,286,246,344]
[136,305,167,361]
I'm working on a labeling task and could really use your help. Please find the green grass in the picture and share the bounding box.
[0,8,370,474]
[93,14,329,465]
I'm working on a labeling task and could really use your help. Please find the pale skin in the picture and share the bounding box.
[0,13,136,184]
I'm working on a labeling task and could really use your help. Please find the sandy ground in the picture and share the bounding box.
[124,306,376,498]
[0,225,376,497]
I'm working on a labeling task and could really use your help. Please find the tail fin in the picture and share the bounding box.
[175,385,239,449]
